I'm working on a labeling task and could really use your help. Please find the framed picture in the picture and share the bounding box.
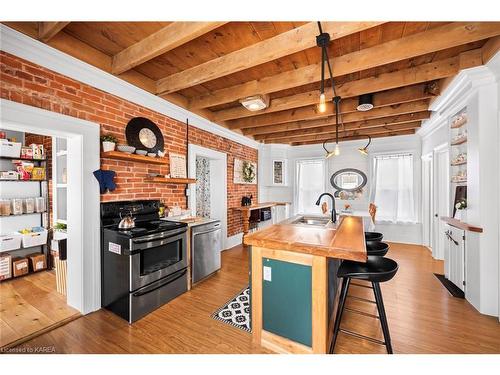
[234,158,257,184]
[272,159,286,186]
[169,152,187,178]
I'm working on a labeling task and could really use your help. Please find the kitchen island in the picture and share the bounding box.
[244,215,366,354]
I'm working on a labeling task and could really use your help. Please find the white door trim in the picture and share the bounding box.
[433,143,449,260]
[187,144,228,249]
[1,99,100,314]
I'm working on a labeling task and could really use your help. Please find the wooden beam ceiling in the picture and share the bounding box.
[213,82,436,122]
[253,112,430,141]
[232,99,429,131]
[38,22,70,42]
[290,129,417,146]
[264,122,422,144]
[189,22,500,109]
[112,22,227,75]
[156,22,384,94]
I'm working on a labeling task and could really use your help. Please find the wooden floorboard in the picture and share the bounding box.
[10,243,500,354]
[0,270,80,349]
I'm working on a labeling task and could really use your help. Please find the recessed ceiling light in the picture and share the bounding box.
[239,94,270,112]
[357,93,374,111]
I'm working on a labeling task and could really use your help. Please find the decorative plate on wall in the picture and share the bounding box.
[125,117,164,153]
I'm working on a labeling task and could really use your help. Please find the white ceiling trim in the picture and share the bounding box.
[0,24,259,149]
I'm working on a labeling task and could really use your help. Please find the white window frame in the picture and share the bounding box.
[293,157,327,215]
[369,150,419,224]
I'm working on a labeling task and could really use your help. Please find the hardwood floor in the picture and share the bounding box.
[0,270,80,349]
[9,243,500,354]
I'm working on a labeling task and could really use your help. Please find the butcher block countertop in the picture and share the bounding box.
[244,215,366,262]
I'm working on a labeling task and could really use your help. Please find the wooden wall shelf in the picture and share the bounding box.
[451,161,467,166]
[451,138,467,146]
[101,151,168,165]
[440,216,483,233]
[145,177,196,184]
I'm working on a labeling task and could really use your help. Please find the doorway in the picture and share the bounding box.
[432,144,450,260]
[187,144,228,248]
[1,99,101,319]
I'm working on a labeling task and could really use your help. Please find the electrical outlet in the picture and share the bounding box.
[263,266,272,281]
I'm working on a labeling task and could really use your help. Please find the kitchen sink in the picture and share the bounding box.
[289,216,334,228]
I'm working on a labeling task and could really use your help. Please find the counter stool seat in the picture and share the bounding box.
[364,231,383,243]
[330,256,399,354]
[366,241,390,257]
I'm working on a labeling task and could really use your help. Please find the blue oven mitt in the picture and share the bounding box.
[93,169,116,193]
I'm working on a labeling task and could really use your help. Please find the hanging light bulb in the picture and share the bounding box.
[318,92,327,113]
[358,135,371,155]
[334,143,340,156]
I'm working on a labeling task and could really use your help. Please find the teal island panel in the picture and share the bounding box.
[262,258,312,347]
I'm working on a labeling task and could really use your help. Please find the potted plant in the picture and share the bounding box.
[101,134,117,152]
[454,198,467,221]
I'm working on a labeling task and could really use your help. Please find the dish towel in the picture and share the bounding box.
[93,169,116,193]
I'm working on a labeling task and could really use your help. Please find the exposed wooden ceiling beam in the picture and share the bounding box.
[254,112,430,141]
[112,22,227,75]
[190,22,500,109]
[264,122,421,144]
[243,110,427,136]
[156,22,384,95]
[482,35,500,64]
[263,122,421,144]
[213,82,435,122]
[232,99,429,131]
[38,22,70,42]
[288,129,417,146]
[226,77,437,130]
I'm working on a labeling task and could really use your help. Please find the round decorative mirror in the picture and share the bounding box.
[330,168,367,192]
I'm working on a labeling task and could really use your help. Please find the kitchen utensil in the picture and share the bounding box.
[118,212,136,229]
[147,153,157,158]
[135,150,147,156]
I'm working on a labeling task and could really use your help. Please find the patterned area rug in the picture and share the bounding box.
[212,286,251,332]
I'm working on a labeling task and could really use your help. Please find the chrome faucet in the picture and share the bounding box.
[315,193,337,223]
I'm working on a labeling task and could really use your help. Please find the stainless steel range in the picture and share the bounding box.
[101,200,188,323]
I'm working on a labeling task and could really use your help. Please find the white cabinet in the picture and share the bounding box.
[444,225,465,291]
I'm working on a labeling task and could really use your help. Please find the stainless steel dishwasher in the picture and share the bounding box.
[191,220,222,283]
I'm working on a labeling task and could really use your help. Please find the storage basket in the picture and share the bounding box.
[0,233,22,252]
[20,229,48,248]
[0,141,22,158]
[0,253,12,280]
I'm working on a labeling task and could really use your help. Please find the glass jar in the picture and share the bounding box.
[11,198,23,215]
[35,197,46,213]
[23,198,35,214]
[0,199,11,216]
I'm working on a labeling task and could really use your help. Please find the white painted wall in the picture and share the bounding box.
[259,134,423,244]
[418,55,500,318]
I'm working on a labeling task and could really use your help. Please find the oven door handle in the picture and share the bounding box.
[132,269,187,297]
[131,232,185,250]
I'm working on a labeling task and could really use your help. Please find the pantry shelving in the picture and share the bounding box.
[0,142,50,280]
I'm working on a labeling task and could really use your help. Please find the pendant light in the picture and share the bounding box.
[358,135,372,155]
[316,22,343,158]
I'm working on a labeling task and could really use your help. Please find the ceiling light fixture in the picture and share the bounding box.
[316,22,344,159]
[240,94,270,112]
[358,135,372,155]
[357,93,374,111]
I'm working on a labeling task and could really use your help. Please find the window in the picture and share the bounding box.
[371,153,416,223]
[294,159,326,215]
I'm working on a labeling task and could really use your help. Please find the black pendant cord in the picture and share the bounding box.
[317,21,345,152]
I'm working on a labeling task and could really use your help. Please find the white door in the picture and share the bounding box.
[421,154,433,249]
[432,146,449,260]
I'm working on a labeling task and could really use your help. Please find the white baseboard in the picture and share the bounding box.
[224,233,243,250]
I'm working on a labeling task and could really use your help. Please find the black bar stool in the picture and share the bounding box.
[330,256,399,354]
[365,231,383,247]
[367,241,390,257]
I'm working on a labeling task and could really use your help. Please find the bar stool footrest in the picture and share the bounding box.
[344,307,380,319]
[340,328,386,346]
[347,295,377,304]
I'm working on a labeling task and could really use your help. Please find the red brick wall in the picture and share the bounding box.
[1,51,258,237]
